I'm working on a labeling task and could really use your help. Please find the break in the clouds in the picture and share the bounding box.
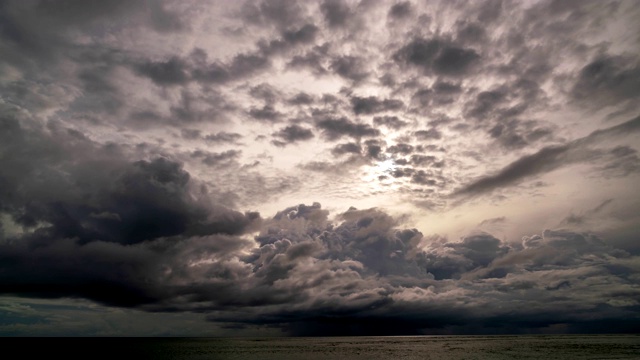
[0,0,639,336]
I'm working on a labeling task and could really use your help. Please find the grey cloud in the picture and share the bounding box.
[571,55,640,107]
[0,117,257,250]
[410,155,437,166]
[455,21,486,44]
[373,116,408,129]
[192,149,241,167]
[465,87,508,120]
[454,145,571,197]
[248,104,282,122]
[258,23,321,56]
[240,0,306,30]
[388,2,413,19]
[181,129,201,139]
[391,167,414,178]
[288,92,315,105]
[320,0,352,28]
[414,128,442,140]
[249,83,281,104]
[330,55,369,82]
[1,187,639,335]
[192,51,271,84]
[283,23,319,44]
[287,43,330,75]
[454,116,640,198]
[479,216,507,226]
[316,117,380,140]
[364,139,385,159]
[271,124,314,146]
[205,132,243,144]
[394,37,481,76]
[331,142,362,156]
[351,96,404,115]
[387,143,414,155]
[433,81,462,94]
[134,57,189,86]
[411,170,439,186]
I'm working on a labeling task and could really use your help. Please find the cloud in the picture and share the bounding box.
[320,0,352,28]
[388,2,413,19]
[316,117,380,140]
[204,132,243,144]
[330,55,369,82]
[571,55,640,107]
[2,0,640,337]
[331,142,362,156]
[134,57,190,86]
[453,116,640,198]
[373,116,408,129]
[271,125,314,146]
[248,104,282,122]
[351,96,404,115]
[394,37,481,76]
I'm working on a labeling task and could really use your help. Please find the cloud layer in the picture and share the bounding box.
[0,0,639,335]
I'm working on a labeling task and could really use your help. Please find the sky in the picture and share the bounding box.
[0,0,639,336]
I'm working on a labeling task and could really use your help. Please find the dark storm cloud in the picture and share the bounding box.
[204,206,638,335]
[454,116,640,198]
[271,125,314,146]
[1,173,639,335]
[394,37,481,76]
[351,96,404,115]
[316,117,380,140]
[0,116,257,247]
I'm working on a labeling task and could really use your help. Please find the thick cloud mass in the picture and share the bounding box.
[1,0,639,336]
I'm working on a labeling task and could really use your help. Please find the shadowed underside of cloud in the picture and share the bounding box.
[0,115,638,334]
